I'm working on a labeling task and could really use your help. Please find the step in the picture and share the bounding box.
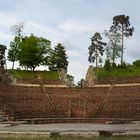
[0,116,4,122]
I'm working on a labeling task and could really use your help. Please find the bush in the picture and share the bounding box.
[117,62,127,69]
[104,60,111,70]
[133,59,140,67]
[112,62,116,68]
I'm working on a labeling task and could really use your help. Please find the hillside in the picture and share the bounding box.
[96,66,140,84]
[7,65,140,85]
[8,69,60,80]
[98,66,140,79]
[7,69,74,87]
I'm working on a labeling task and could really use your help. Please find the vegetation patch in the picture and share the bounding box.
[97,66,140,80]
[8,69,59,80]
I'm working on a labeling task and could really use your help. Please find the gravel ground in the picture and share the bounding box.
[0,123,140,132]
[0,123,140,137]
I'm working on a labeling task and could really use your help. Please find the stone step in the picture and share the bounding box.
[0,115,4,122]
[0,110,5,122]
[0,113,4,116]
[0,113,3,115]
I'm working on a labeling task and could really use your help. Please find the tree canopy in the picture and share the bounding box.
[48,43,69,73]
[111,15,134,65]
[104,29,121,66]
[18,34,51,71]
[8,23,24,69]
[88,32,106,68]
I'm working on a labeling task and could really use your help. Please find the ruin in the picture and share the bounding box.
[0,85,140,123]
[0,48,140,124]
[85,65,95,87]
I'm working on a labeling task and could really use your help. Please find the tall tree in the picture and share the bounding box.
[111,15,134,65]
[8,23,24,69]
[104,29,121,66]
[48,43,69,73]
[18,34,51,71]
[88,32,106,68]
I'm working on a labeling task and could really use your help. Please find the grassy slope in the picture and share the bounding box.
[97,66,140,80]
[8,66,140,81]
[8,69,59,80]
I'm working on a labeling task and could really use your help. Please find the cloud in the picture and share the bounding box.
[126,38,140,60]
[58,18,110,34]
[68,60,89,83]
[0,13,21,46]
[0,0,140,82]
[0,31,11,42]
[59,19,90,33]
[0,13,19,27]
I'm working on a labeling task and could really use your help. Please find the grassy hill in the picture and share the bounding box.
[97,66,140,80]
[8,66,140,83]
[8,69,59,80]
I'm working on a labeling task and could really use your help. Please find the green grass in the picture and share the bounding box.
[97,66,140,80]
[7,66,140,81]
[1,136,140,140]
[8,69,59,80]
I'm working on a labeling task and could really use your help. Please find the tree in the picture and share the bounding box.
[48,43,69,73]
[88,32,106,68]
[8,23,24,69]
[18,34,51,71]
[104,29,121,66]
[111,15,134,65]
[77,79,87,87]
[8,36,21,69]
[66,74,75,87]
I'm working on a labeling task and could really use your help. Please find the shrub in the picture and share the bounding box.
[133,59,140,67]
[104,60,111,70]
[112,62,116,68]
[117,62,127,69]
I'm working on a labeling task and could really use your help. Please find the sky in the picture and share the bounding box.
[0,0,140,83]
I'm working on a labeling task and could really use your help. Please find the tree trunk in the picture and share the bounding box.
[95,47,98,68]
[121,28,124,66]
[95,48,98,81]
[32,66,35,72]
[112,44,115,65]
[12,61,15,69]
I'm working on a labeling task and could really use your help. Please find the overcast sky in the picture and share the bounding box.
[0,0,140,82]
